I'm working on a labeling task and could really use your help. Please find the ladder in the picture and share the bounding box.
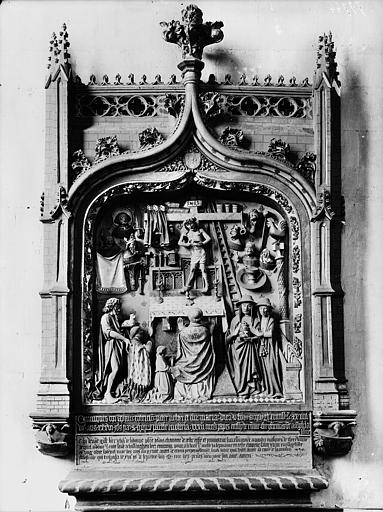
[210,220,242,317]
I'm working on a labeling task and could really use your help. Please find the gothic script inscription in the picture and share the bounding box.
[76,411,312,469]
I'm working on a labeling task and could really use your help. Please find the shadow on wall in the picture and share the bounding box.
[340,52,371,465]
[312,50,371,510]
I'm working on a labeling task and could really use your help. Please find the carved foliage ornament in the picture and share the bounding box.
[160,4,224,60]
[139,127,165,149]
[94,135,120,164]
[219,127,245,148]
[311,187,335,222]
[268,138,290,161]
[295,152,316,185]
[72,149,91,180]
[49,186,70,219]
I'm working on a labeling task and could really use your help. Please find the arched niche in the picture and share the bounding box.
[69,153,312,411]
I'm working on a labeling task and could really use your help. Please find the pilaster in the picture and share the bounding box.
[31,24,73,454]
[311,33,344,410]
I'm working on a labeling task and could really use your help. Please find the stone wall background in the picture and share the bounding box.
[0,0,382,510]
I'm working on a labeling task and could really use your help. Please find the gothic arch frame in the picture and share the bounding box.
[31,7,356,508]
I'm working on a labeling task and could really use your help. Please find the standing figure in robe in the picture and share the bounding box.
[171,308,215,401]
[254,297,283,398]
[225,295,263,397]
[94,298,130,403]
[178,217,211,293]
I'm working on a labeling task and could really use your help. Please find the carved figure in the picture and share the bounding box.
[153,346,173,402]
[228,224,246,251]
[259,248,275,270]
[96,212,145,294]
[225,295,262,397]
[127,326,153,401]
[178,217,211,293]
[112,212,134,241]
[34,423,70,457]
[171,309,215,401]
[236,241,267,290]
[94,298,130,403]
[266,217,286,242]
[253,298,283,398]
[247,207,265,238]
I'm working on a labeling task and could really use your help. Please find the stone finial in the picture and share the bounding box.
[114,74,123,85]
[160,4,224,60]
[47,23,70,72]
[168,74,178,85]
[238,73,247,86]
[316,32,339,85]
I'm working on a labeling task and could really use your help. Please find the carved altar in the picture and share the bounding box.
[31,6,356,510]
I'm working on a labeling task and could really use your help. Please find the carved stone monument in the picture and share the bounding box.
[30,8,356,510]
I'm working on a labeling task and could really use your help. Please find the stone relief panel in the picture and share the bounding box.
[81,180,305,406]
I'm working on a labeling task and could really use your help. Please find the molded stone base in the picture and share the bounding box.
[60,469,328,511]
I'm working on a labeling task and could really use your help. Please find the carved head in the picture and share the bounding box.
[230,225,241,239]
[114,212,131,226]
[103,297,120,314]
[257,297,272,317]
[248,208,263,225]
[130,326,144,341]
[188,307,203,323]
[185,217,198,231]
[244,241,256,256]
[240,302,253,315]
[156,345,166,356]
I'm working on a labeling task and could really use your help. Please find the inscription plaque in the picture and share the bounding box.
[76,411,312,469]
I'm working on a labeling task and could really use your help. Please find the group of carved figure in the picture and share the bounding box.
[226,295,283,398]
[93,294,283,403]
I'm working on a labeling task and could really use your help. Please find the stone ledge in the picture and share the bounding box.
[60,469,328,510]
[60,469,327,494]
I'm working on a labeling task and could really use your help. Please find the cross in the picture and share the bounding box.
[165,200,244,224]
